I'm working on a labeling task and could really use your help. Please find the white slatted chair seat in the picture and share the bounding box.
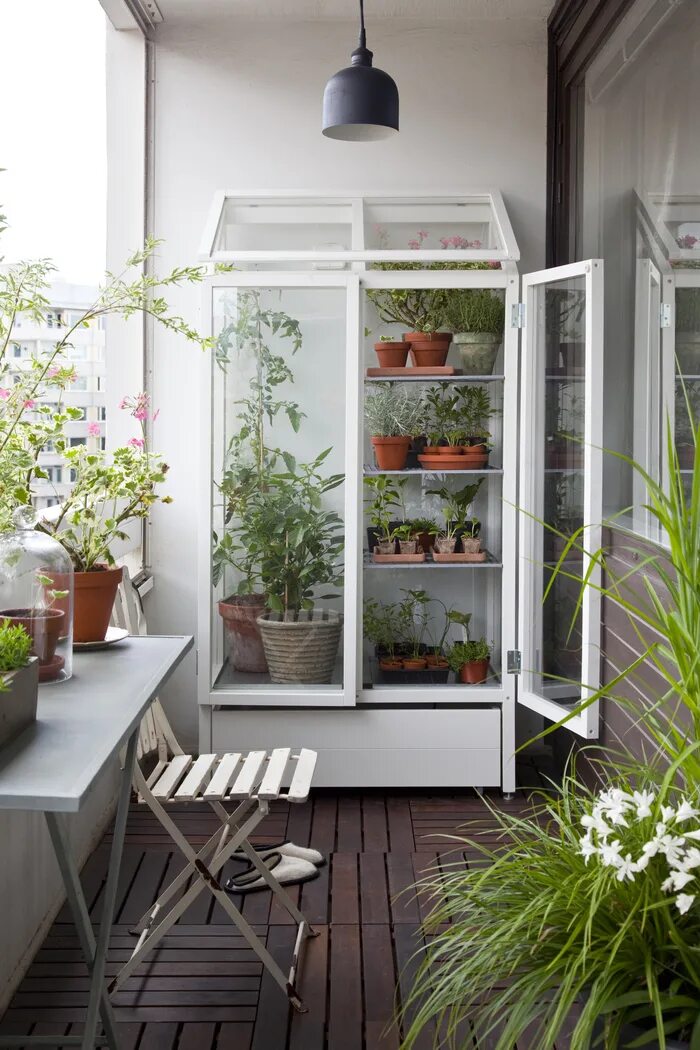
[145,747,317,805]
[109,569,318,1013]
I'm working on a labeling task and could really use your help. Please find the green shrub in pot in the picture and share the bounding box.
[0,618,38,749]
[444,288,505,375]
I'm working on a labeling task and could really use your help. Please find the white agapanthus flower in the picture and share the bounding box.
[579,787,700,916]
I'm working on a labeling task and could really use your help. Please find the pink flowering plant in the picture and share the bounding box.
[39,393,171,572]
[0,219,213,533]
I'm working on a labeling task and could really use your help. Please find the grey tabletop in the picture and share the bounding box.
[0,635,193,813]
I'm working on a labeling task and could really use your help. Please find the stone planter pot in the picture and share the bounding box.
[258,610,343,685]
[453,332,501,375]
[434,536,457,554]
[218,594,268,674]
[0,658,39,749]
[73,565,123,643]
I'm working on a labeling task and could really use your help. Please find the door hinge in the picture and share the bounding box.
[511,303,526,329]
[660,303,672,328]
[507,650,521,675]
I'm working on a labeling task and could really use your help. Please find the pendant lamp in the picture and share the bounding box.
[322,0,399,141]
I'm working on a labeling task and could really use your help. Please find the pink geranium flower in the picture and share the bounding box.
[23,399,36,409]
[87,422,101,437]
[0,388,10,401]
[128,436,145,450]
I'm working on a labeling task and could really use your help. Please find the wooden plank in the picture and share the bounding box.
[394,924,435,1050]
[218,1021,254,1049]
[387,796,414,851]
[288,925,328,1050]
[203,753,242,800]
[177,1023,217,1050]
[285,797,311,846]
[174,754,218,801]
[309,794,337,853]
[286,748,317,803]
[330,853,359,925]
[328,925,362,1050]
[362,795,389,852]
[118,850,171,926]
[387,853,421,924]
[250,926,293,1050]
[336,795,363,851]
[363,924,400,1050]
[151,755,193,801]
[360,852,390,925]
[299,858,330,925]
[229,751,267,800]
[258,748,291,800]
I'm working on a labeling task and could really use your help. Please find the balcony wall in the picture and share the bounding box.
[105,12,549,748]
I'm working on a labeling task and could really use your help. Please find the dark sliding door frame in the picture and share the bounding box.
[547,0,636,266]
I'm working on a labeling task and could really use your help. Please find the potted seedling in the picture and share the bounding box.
[396,589,430,671]
[365,287,452,367]
[392,522,424,557]
[363,598,402,672]
[447,637,492,684]
[374,334,410,369]
[445,288,505,375]
[365,386,425,471]
[456,385,494,467]
[363,474,401,555]
[427,481,484,560]
[410,516,437,554]
[0,620,38,750]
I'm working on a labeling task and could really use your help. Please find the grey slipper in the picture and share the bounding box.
[225,852,320,895]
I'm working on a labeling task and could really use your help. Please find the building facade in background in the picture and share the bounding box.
[10,282,105,509]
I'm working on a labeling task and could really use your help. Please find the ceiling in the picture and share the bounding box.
[155,0,556,23]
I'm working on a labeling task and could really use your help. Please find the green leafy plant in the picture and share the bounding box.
[445,637,490,672]
[427,481,483,540]
[396,588,430,659]
[363,474,402,543]
[456,385,494,444]
[217,449,344,614]
[365,287,448,334]
[363,597,401,660]
[444,288,504,335]
[364,386,425,438]
[0,619,31,674]
[422,385,494,447]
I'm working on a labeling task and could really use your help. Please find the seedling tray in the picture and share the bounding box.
[372,548,426,564]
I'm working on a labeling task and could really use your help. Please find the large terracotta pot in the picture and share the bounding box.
[73,565,123,643]
[218,594,268,674]
[405,331,452,368]
[459,659,489,685]
[371,435,411,471]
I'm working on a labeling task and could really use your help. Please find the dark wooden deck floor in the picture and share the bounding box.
[0,789,540,1050]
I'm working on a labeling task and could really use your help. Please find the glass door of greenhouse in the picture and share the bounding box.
[198,273,360,707]
[518,261,604,739]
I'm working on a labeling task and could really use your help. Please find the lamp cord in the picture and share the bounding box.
[359,0,366,49]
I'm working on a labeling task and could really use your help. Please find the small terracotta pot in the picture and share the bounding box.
[459,659,489,685]
[436,444,463,456]
[374,342,409,368]
[73,565,123,643]
[371,435,411,471]
[2,608,64,665]
[461,445,489,469]
[425,655,449,669]
[379,657,402,672]
[402,657,428,671]
[218,594,268,673]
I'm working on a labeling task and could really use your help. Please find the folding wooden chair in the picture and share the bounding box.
[107,570,318,1011]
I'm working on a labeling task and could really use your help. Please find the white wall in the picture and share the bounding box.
[126,15,547,747]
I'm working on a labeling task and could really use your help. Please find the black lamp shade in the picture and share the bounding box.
[322,45,399,141]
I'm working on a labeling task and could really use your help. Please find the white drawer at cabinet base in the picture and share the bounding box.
[209,706,502,788]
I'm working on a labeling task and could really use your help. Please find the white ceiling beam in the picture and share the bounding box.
[98,0,163,32]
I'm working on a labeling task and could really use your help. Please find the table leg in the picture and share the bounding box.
[83,727,139,1049]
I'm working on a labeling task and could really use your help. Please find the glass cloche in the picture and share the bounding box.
[0,507,73,683]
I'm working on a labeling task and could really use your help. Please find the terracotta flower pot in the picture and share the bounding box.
[379,657,402,672]
[425,654,449,669]
[461,444,489,469]
[374,342,409,368]
[218,594,268,673]
[73,565,123,643]
[436,444,463,455]
[459,659,489,685]
[409,342,451,368]
[371,436,411,471]
[404,332,453,345]
[2,609,64,666]
[402,657,428,671]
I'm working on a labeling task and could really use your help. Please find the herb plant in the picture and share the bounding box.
[444,288,504,335]
[0,619,32,674]
[364,386,424,438]
[446,637,490,672]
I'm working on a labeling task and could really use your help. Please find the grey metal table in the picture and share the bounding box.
[0,634,193,1050]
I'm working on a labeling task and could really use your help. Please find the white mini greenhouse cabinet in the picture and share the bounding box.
[197,193,604,791]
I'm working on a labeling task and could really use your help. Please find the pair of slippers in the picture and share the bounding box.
[225,842,325,895]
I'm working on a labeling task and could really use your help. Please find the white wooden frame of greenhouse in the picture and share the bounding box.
[196,193,604,791]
